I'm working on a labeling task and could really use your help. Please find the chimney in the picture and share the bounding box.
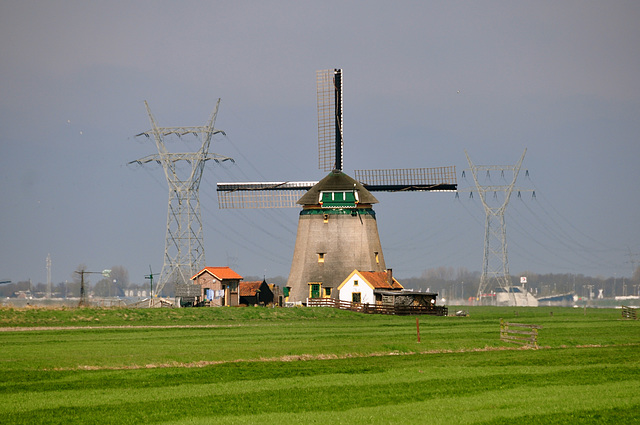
[387,268,393,286]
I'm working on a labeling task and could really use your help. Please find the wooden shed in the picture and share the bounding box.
[239,279,274,306]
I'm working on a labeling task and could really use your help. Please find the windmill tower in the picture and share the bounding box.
[217,69,457,303]
[131,100,234,296]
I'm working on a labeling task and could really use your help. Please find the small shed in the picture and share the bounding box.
[239,279,274,306]
[189,266,243,307]
[337,269,403,304]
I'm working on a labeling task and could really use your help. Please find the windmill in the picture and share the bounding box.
[217,69,457,303]
[144,265,160,297]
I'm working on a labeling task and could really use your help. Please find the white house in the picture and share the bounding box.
[337,269,403,304]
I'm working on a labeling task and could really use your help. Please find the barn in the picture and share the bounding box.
[239,279,274,306]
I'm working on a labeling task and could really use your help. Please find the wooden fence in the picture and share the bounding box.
[500,318,542,349]
[621,305,637,320]
[307,297,448,316]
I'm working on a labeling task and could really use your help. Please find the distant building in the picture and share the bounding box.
[184,267,243,307]
[337,269,403,304]
[495,286,539,307]
[239,279,274,306]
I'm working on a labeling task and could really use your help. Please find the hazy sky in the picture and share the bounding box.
[1,1,639,287]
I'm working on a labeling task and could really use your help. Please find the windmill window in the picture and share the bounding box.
[324,287,331,297]
[320,191,358,208]
[375,252,379,264]
[318,253,325,263]
[323,214,329,223]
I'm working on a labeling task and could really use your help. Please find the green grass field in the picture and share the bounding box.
[1,306,638,424]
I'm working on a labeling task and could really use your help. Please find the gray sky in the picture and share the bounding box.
[1,1,639,287]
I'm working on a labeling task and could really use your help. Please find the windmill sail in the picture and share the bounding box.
[317,69,343,172]
[216,68,457,209]
[355,167,457,192]
[217,181,316,209]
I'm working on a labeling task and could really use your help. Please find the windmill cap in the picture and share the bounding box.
[297,170,378,205]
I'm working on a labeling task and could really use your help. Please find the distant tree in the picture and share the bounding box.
[632,266,640,284]
[93,278,111,297]
[53,282,67,298]
[0,282,17,297]
[33,282,47,297]
[108,266,129,296]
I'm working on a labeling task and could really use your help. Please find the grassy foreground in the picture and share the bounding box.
[0,306,638,424]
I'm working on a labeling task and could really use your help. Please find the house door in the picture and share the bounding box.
[310,283,320,299]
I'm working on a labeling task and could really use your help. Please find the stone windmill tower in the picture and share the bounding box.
[218,69,457,303]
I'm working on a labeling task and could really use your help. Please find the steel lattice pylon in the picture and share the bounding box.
[131,99,234,296]
[465,149,526,304]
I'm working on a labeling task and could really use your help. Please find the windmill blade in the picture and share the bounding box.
[217,181,317,208]
[355,166,458,192]
[317,69,343,172]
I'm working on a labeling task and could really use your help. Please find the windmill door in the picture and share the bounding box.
[310,283,320,299]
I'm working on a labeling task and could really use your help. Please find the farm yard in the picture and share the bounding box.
[1,306,639,424]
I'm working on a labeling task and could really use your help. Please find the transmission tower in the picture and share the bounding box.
[46,253,52,298]
[465,149,527,304]
[131,99,234,296]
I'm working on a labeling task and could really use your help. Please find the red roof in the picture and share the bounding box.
[239,281,263,297]
[358,271,403,290]
[191,266,243,281]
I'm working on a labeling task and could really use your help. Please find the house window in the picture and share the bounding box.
[353,280,358,286]
[352,292,361,303]
[318,253,325,263]
[324,287,331,297]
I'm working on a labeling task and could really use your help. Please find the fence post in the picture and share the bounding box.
[416,317,421,343]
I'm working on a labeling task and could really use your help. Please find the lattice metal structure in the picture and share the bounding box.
[465,149,527,303]
[131,99,234,296]
[46,253,52,298]
[317,69,343,172]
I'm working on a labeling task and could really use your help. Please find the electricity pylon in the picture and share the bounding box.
[465,149,527,304]
[131,100,234,296]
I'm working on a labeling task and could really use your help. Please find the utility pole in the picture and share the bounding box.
[74,269,110,307]
[130,100,234,296]
[465,149,528,306]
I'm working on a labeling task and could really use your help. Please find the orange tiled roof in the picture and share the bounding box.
[239,281,263,297]
[191,266,243,281]
[359,271,403,290]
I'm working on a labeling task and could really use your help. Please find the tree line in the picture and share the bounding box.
[401,266,640,300]
[0,265,150,299]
